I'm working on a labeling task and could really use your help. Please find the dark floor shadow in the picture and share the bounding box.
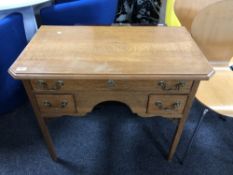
[211,152,233,164]
[57,158,84,174]
[142,125,168,159]
[91,101,136,119]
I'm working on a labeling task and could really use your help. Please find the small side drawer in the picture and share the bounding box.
[35,94,76,114]
[147,95,188,115]
[31,79,193,93]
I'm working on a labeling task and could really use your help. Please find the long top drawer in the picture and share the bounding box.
[31,79,193,93]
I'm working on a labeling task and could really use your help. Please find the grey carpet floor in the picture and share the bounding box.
[0,100,233,175]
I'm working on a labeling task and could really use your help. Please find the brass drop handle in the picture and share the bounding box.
[60,100,68,108]
[53,80,64,90]
[37,80,48,90]
[158,81,185,91]
[43,100,52,107]
[36,80,64,90]
[107,79,116,88]
[155,101,181,111]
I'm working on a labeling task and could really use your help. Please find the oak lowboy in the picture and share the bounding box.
[9,26,214,161]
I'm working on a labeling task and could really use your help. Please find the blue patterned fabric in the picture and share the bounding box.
[116,0,161,24]
[0,13,27,115]
[40,0,118,25]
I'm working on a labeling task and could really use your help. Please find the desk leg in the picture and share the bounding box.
[36,115,57,161]
[168,81,200,161]
[22,80,57,161]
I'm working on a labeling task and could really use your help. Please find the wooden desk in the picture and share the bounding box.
[9,26,214,161]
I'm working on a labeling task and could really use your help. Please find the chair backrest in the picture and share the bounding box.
[0,13,27,114]
[40,0,119,25]
[165,0,181,26]
[174,0,222,31]
[191,0,233,65]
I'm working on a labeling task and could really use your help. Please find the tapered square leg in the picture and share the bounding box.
[167,81,200,161]
[23,80,57,161]
[37,117,57,161]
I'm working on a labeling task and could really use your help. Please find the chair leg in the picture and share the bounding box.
[230,65,233,71]
[180,108,209,164]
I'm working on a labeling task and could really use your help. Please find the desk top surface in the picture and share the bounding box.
[9,26,214,80]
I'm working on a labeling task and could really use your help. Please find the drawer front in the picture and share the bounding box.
[147,95,188,115]
[31,79,193,93]
[35,94,76,114]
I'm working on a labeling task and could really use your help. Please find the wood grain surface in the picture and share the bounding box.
[35,94,76,114]
[8,26,214,161]
[174,0,222,31]
[9,26,213,80]
[192,0,233,118]
[191,0,233,65]
[196,68,233,117]
[147,94,188,115]
[30,79,193,94]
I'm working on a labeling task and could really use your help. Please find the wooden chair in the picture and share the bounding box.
[174,0,222,31]
[181,0,233,162]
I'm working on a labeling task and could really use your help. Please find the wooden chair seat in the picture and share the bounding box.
[196,68,233,117]
[191,0,233,117]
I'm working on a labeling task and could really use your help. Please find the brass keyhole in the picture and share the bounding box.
[107,79,116,88]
